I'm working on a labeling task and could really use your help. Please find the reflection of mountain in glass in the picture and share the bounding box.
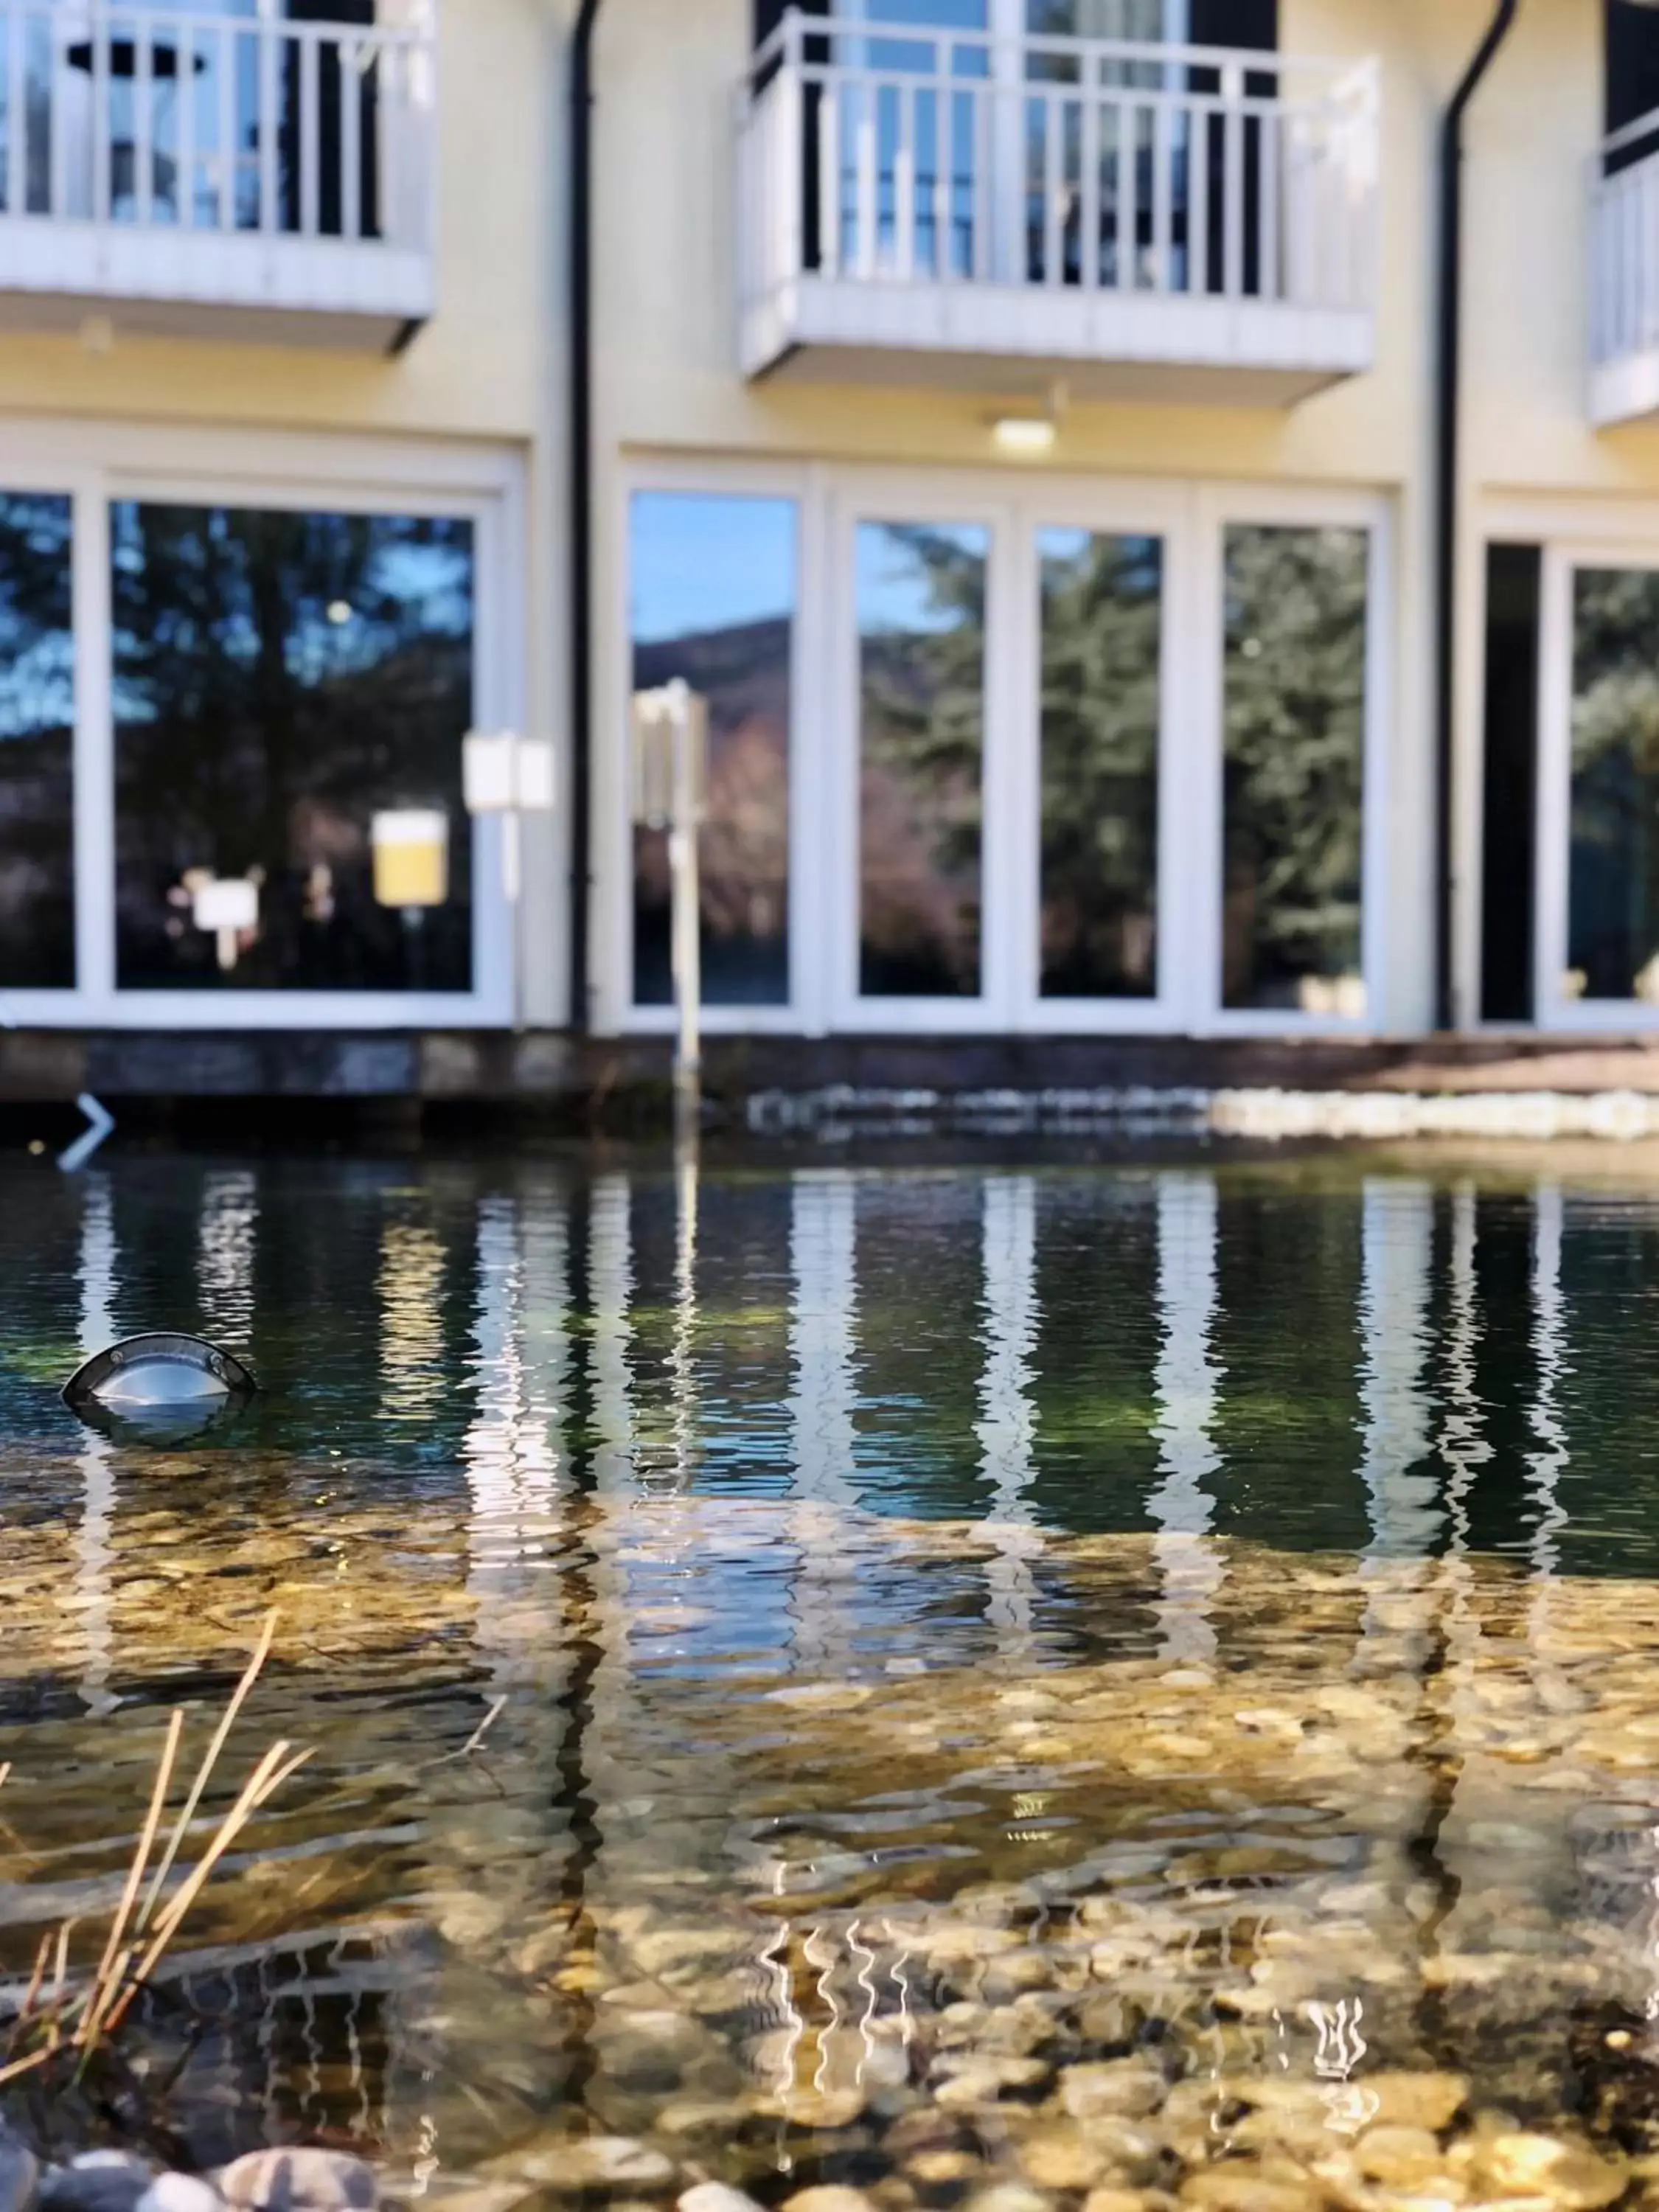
[633,616,791,1007]
[0,494,74,990]
[112,505,474,995]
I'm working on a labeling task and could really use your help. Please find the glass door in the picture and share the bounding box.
[849,510,995,1019]
[835,480,1185,1032]
[1537,549,1659,1026]
[1219,519,1371,1020]
[655,468,1382,1040]
[1029,521,1166,1011]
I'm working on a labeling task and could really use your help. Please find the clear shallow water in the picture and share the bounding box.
[10,1156,1659,2199]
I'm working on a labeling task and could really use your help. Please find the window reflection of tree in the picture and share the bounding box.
[1039,530,1161,1000]
[1222,524,1368,1014]
[0,493,74,987]
[858,523,986,1000]
[1568,567,1659,1001]
[112,504,473,993]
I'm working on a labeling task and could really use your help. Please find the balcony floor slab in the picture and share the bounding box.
[1590,345,1659,428]
[742,274,1373,405]
[0,219,431,353]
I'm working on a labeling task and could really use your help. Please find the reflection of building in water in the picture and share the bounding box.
[461,1188,570,1690]
[1354,1178,1439,1674]
[1357,1178,1438,1561]
[975,1175,1043,1671]
[378,1217,449,1423]
[1439,1181,1491,1569]
[591,1173,636,1499]
[74,1172,119,1718]
[787,1169,862,1676]
[1527,1182,1571,1603]
[583,1168,653,1828]
[142,1922,438,2172]
[670,1149,700,1488]
[1437,1180,1490,1776]
[197,1169,258,1344]
[1149,1173,1224,1668]
[1432,1179,1590,2017]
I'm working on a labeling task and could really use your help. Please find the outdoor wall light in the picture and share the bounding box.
[990,414,1058,457]
[63,1334,260,1447]
[990,378,1068,458]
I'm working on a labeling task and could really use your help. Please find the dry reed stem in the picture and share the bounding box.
[50,1919,74,2017]
[106,1738,313,2034]
[0,1616,310,2076]
[88,1708,184,2027]
[428,1694,507,1769]
[137,1611,278,1937]
[5,1933,52,2065]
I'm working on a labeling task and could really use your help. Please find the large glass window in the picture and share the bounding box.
[1222,523,1368,1017]
[112,503,474,994]
[1038,527,1160,999]
[1567,566,1659,1003]
[858,520,987,999]
[0,493,74,989]
[630,491,795,1009]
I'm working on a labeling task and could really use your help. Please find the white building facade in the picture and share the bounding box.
[586,0,1659,1055]
[1,0,1659,1074]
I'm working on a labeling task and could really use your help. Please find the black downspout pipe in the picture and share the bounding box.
[1435,0,1519,1032]
[568,0,606,1035]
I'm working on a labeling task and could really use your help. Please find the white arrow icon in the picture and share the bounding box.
[59,1093,115,1174]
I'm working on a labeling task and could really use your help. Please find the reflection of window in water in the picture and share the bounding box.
[112,502,474,995]
[630,492,796,1009]
[0,493,74,989]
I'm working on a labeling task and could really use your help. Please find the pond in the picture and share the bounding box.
[7,1150,1659,2208]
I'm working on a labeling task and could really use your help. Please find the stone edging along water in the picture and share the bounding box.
[745,1087,1659,1141]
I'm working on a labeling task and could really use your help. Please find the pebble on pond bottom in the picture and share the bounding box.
[13,1526,1659,2212]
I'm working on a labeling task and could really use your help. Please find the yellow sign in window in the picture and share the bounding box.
[371,810,450,909]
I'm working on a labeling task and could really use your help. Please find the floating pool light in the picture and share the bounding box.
[63,1334,259,1444]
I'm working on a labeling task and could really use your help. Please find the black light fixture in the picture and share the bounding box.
[63,1334,259,1447]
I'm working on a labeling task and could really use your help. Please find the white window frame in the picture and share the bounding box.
[0,419,522,1031]
[609,461,1388,1043]
[1535,535,1659,1032]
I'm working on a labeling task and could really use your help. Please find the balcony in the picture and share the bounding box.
[737,13,1377,406]
[1590,114,1659,426]
[0,1,434,352]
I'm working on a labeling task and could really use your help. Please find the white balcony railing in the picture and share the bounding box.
[738,11,1378,400]
[0,1,435,348]
[1590,114,1659,425]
